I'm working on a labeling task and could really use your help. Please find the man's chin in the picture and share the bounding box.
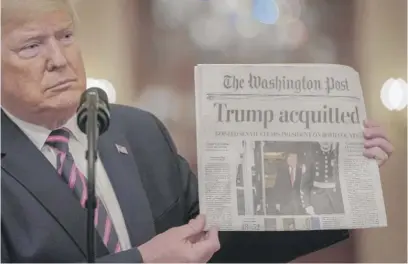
[41,96,80,119]
[50,89,82,106]
[37,105,77,129]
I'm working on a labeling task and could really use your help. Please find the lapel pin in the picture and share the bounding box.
[115,144,128,155]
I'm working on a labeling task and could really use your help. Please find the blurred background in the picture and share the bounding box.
[75,0,407,262]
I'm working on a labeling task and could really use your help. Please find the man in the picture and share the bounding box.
[300,142,344,215]
[264,155,279,215]
[272,153,306,215]
[236,141,245,187]
[236,143,245,215]
[1,0,394,263]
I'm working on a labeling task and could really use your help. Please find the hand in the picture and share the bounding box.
[305,206,315,215]
[363,120,394,167]
[256,204,261,212]
[138,215,220,263]
[276,203,280,212]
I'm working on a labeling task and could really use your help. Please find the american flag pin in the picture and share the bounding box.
[115,144,128,154]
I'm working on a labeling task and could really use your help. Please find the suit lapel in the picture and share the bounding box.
[98,130,156,247]
[1,112,109,258]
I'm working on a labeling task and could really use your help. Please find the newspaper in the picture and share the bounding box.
[194,64,387,231]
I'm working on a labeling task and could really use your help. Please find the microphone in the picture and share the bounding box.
[77,87,110,135]
[76,87,110,263]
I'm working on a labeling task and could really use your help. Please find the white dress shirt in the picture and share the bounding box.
[3,110,131,251]
[289,166,296,184]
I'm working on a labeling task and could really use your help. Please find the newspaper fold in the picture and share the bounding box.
[194,64,387,231]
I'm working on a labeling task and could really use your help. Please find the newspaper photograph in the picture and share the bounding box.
[194,64,387,231]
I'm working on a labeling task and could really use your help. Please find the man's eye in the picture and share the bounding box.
[61,32,74,43]
[23,43,39,50]
[19,43,40,58]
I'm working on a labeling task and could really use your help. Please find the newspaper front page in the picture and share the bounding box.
[194,64,387,231]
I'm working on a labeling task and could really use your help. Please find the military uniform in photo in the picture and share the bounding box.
[300,142,344,214]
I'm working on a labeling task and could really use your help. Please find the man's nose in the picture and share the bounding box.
[46,39,68,71]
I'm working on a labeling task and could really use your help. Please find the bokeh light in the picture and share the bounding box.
[150,0,337,62]
[135,86,183,121]
[252,0,280,25]
[235,14,265,39]
[86,78,116,103]
[274,0,302,25]
[189,14,233,50]
[381,78,408,111]
[275,19,308,49]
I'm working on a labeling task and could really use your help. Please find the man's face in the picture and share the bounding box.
[319,142,332,152]
[1,9,86,125]
[286,153,297,168]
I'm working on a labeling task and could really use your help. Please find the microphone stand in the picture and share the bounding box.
[85,91,99,263]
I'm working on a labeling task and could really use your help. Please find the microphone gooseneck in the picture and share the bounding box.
[76,88,111,263]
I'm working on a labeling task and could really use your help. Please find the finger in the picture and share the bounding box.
[193,227,220,262]
[364,138,394,156]
[364,126,389,141]
[178,215,206,238]
[363,147,389,166]
[364,119,381,128]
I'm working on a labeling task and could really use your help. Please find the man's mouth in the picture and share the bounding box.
[47,79,77,91]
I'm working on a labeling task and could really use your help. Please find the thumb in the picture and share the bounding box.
[193,226,221,262]
[178,215,206,238]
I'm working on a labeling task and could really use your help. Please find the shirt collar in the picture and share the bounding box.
[64,115,87,146]
[2,108,86,149]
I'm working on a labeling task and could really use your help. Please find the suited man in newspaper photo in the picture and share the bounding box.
[264,155,280,215]
[274,152,307,215]
[236,154,244,187]
[236,141,246,215]
[300,142,344,215]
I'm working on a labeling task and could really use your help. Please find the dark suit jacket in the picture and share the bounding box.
[273,163,302,207]
[1,105,349,263]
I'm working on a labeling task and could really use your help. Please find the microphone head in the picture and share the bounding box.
[80,87,109,107]
[77,87,111,135]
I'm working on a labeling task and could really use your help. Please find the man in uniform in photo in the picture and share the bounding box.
[300,142,344,215]
[273,152,306,215]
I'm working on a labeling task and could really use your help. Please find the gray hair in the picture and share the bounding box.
[1,0,80,26]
